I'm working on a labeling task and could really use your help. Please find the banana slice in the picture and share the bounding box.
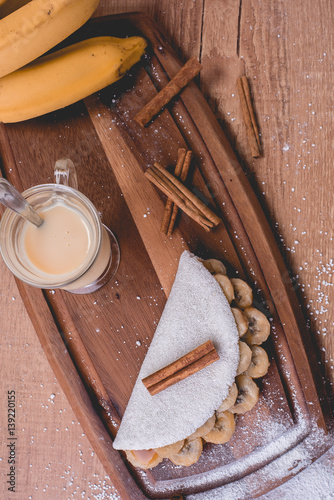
[125,449,163,469]
[203,411,235,445]
[231,278,253,309]
[203,258,227,275]
[242,307,271,345]
[245,345,270,378]
[231,307,249,337]
[155,439,185,459]
[230,374,260,414]
[189,414,215,439]
[216,382,238,415]
[214,274,235,303]
[169,437,203,466]
[236,341,252,375]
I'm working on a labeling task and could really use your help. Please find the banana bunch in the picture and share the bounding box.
[0,0,147,123]
[125,258,271,470]
[0,0,100,78]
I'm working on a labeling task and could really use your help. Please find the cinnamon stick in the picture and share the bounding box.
[146,166,215,231]
[160,148,187,234]
[134,58,202,127]
[167,150,193,235]
[142,340,219,396]
[145,163,221,231]
[237,76,262,157]
[153,162,221,226]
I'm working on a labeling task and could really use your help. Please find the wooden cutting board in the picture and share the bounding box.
[0,13,333,499]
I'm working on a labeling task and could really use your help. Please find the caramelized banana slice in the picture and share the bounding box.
[125,449,162,469]
[203,258,227,275]
[231,278,253,309]
[189,414,215,439]
[242,307,271,345]
[170,438,203,466]
[214,274,235,303]
[245,345,270,378]
[231,307,249,337]
[155,440,185,459]
[230,374,259,414]
[236,341,252,375]
[216,382,238,415]
[203,411,235,445]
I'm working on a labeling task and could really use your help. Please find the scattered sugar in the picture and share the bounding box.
[113,251,240,450]
[260,456,334,500]
[185,423,334,499]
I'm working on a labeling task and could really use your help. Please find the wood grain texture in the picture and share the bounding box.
[0,0,333,498]
[0,12,331,497]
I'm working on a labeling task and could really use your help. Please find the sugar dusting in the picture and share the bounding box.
[163,393,333,499]
[113,251,240,450]
[186,428,334,499]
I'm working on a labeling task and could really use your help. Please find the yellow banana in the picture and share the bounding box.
[0,36,147,123]
[0,0,100,78]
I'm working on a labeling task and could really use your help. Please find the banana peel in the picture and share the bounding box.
[0,0,100,78]
[0,36,147,123]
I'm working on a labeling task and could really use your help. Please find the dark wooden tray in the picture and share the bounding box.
[0,13,333,499]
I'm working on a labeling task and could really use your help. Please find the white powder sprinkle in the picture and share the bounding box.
[186,424,334,499]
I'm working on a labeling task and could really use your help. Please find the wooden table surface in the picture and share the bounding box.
[1,0,333,498]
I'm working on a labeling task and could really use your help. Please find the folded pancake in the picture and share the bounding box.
[113,251,239,451]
